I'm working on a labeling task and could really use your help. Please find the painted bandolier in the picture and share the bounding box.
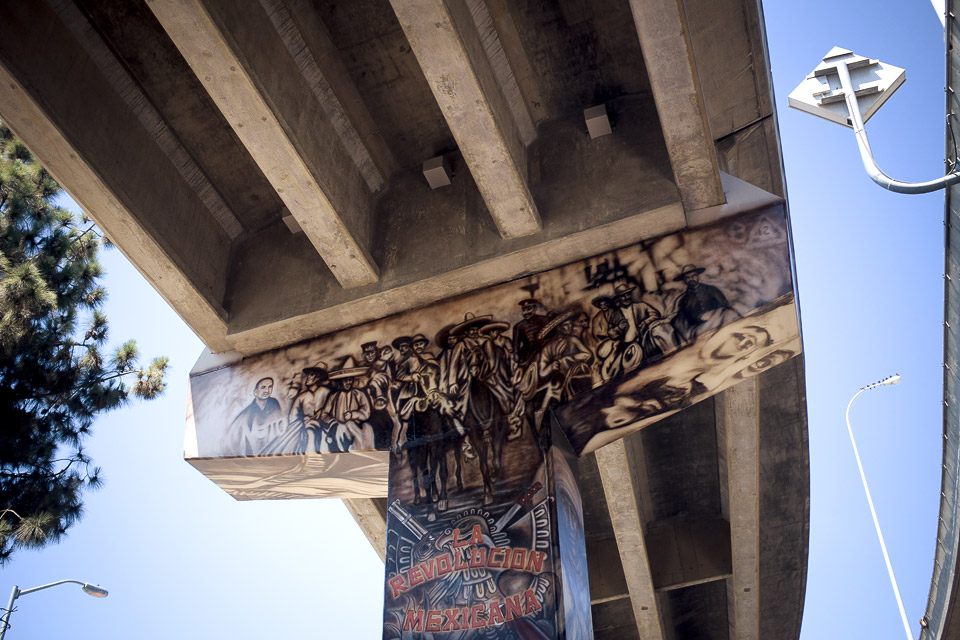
[0,0,808,636]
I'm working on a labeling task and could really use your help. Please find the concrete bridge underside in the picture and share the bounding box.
[0,0,808,637]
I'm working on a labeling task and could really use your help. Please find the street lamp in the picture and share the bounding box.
[790,47,960,194]
[0,579,108,639]
[845,374,913,640]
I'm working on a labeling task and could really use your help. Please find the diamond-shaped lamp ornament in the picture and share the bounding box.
[788,47,905,128]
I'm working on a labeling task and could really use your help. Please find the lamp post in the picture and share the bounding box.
[846,374,913,640]
[789,47,960,194]
[0,579,108,640]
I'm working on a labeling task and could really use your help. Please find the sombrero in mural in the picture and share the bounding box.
[672,264,707,281]
[391,335,413,349]
[411,333,429,345]
[479,320,510,334]
[612,282,636,296]
[538,309,577,341]
[450,312,492,336]
[591,294,611,309]
[516,298,540,307]
[301,361,328,378]
[434,323,457,347]
[328,356,369,380]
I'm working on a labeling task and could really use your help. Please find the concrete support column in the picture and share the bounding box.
[381,418,591,638]
[343,498,388,562]
[716,379,760,640]
[594,438,666,640]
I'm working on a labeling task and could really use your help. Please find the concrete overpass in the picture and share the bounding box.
[0,1,808,637]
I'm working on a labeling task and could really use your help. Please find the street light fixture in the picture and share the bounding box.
[845,374,913,640]
[790,47,960,194]
[0,579,108,639]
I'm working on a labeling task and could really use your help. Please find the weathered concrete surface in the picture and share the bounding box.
[341,497,388,562]
[226,97,682,354]
[717,377,760,640]
[716,118,785,199]
[595,438,667,640]
[388,0,541,239]
[145,0,380,288]
[627,0,726,213]
[271,0,397,191]
[684,0,773,141]
[646,516,733,591]
[0,0,232,352]
[756,356,809,640]
[74,0,285,236]
[497,0,652,119]
[467,0,537,145]
[54,0,243,240]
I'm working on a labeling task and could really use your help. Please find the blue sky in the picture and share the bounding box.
[1,2,950,638]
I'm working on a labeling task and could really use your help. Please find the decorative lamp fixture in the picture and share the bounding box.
[791,47,960,194]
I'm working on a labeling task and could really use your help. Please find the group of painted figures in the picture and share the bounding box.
[226,263,739,507]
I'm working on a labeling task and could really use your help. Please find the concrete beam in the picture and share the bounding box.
[388,0,542,239]
[269,0,397,190]
[626,0,726,212]
[0,1,232,352]
[342,498,388,562]
[595,438,667,640]
[52,0,244,241]
[464,0,536,146]
[715,378,761,640]
[482,0,551,125]
[228,200,684,355]
[145,0,380,289]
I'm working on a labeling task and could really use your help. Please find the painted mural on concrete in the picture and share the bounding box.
[188,205,798,491]
[382,419,587,639]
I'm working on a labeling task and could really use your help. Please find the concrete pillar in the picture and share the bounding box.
[716,379,761,640]
[594,438,667,640]
[381,416,592,638]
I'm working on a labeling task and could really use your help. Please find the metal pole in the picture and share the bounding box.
[0,585,19,640]
[846,384,914,640]
[836,59,960,194]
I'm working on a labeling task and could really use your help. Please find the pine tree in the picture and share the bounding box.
[0,122,167,563]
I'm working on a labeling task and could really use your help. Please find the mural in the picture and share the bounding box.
[188,204,799,490]
[382,418,587,640]
[184,204,800,639]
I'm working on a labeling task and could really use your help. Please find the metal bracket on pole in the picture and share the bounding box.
[790,47,960,194]
[836,61,960,193]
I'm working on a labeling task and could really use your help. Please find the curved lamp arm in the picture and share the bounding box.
[0,579,107,640]
[836,61,960,194]
[18,580,107,598]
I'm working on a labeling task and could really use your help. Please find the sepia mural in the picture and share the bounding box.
[382,418,588,639]
[187,204,799,496]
